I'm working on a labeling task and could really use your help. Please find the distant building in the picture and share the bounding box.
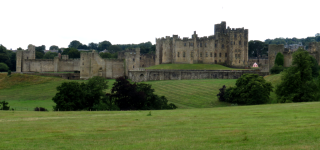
[285,42,305,52]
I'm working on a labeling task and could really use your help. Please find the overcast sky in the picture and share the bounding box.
[1,0,319,50]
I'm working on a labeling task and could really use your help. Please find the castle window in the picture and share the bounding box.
[200,43,202,47]
[234,34,237,38]
[191,52,194,57]
[205,43,207,47]
[183,52,185,57]
[235,54,237,58]
[222,44,224,49]
[210,53,212,57]
[215,44,217,48]
[219,53,221,57]
[133,58,135,62]
[184,43,186,46]
[214,53,217,57]
[239,41,241,45]
[200,52,202,57]
[83,63,84,65]
[225,53,227,57]
[178,52,180,57]
[140,57,141,60]
[219,60,221,62]
[206,52,208,57]
[133,65,134,68]
[215,60,217,64]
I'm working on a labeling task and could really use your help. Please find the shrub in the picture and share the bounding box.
[221,74,273,105]
[217,85,227,102]
[7,70,11,76]
[270,65,284,74]
[0,63,9,72]
[34,107,48,111]
[0,101,10,110]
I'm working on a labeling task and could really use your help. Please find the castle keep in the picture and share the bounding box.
[155,21,249,67]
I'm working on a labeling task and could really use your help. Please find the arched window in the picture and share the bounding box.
[178,52,180,57]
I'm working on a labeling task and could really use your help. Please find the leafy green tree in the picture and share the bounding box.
[108,45,121,53]
[276,48,317,103]
[68,49,80,58]
[248,40,268,57]
[88,42,98,50]
[49,45,59,50]
[221,74,273,105]
[78,44,88,50]
[17,47,23,50]
[35,51,44,59]
[310,56,319,78]
[0,63,9,72]
[43,52,58,59]
[52,76,108,111]
[68,40,82,49]
[274,52,284,66]
[35,45,45,59]
[98,41,112,51]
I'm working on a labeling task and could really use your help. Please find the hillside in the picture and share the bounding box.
[145,64,246,70]
[1,102,320,149]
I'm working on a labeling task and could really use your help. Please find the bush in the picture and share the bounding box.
[270,65,284,74]
[7,70,11,76]
[0,63,9,72]
[34,107,48,111]
[0,101,10,110]
[217,85,227,102]
[220,74,273,105]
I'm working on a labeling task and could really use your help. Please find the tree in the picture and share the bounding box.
[52,76,108,111]
[310,56,319,78]
[43,52,58,59]
[111,77,177,110]
[248,40,268,57]
[35,45,45,59]
[108,45,121,53]
[0,63,9,72]
[88,42,98,50]
[98,41,112,51]
[274,52,284,66]
[49,45,59,50]
[275,48,317,103]
[68,49,80,58]
[221,74,273,105]
[68,40,82,49]
[17,47,23,50]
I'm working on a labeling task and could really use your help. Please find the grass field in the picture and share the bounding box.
[1,102,320,149]
[145,64,246,70]
[0,73,281,111]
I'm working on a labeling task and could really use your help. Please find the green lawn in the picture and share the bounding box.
[0,73,281,111]
[1,102,320,149]
[145,64,246,70]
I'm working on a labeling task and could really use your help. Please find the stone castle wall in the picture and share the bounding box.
[129,70,269,82]
[155,21,249,67]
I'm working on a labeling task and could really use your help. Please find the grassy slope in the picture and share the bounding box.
[145,64,246,70]
[1,102,320,149]
[0,73,282,111]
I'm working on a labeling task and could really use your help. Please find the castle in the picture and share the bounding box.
[17,21,320,82]
[155,21,249,67]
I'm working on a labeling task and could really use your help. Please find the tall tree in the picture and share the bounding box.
[108,45,121,53]
[98,41,112,51]
[248,40,268,57]
[68,40,82,49]
[68,49,80,58]
[88,42,98,50]
[276,48,317,102]
[49,45,59,50]
[274,52,284,66]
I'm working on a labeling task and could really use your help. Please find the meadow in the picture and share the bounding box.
[1,102,320,149]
